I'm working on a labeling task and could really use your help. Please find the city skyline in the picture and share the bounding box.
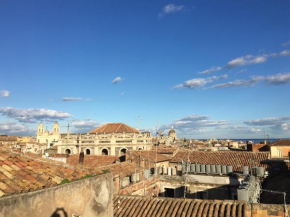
[0,0,290,139]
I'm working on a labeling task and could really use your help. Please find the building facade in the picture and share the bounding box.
[36,122,61,146]
[56,123,153,156]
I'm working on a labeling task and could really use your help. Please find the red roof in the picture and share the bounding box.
[171,150,270,172]
[98,162,141,177]
[270,139,290,147]
[0,148,102,197]
[127,150,173,163]
[89,123,139,134]
[114,196,247,217]
[67,155,118,167]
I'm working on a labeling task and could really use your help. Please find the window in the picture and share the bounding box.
[278,149,282,157]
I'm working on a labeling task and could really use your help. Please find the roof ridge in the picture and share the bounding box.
[115,123,122,133]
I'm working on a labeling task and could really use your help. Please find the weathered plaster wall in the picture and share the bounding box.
[119,177,160,196]
[158,176,239,200]
[0,173,114,217]
[247,203,290,217]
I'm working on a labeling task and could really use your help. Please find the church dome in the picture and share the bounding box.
[168,126,176,136]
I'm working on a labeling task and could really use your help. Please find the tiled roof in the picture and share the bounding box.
[48,154,68,158]
[127,150,173,163]
[0,148,101,197]
[151,145,178,155]
[0,136,17,142]
[18,142,46,146]
[67,155,118,167]
[114,196,247,217]
[270,139,290,147]
[89,123,139,134]
[170,151,270,172]
[98,162,141,177]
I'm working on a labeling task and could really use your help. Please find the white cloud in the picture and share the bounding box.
[0,107,71,123]
[208,76,264,89]
[245,117,290,126]
[199,66,222,74]
[236,69,248,75]
[173,74,227,89]
[245,116,290,132]
[265,73,290,85]
[282,41,290,47]
[62,97,92,101]
[1,90,10,98]
[0,122,34,136]
[71,119,100,132]
[112,77,123,84]
[159,4,184,17]
[162,115,227,135]
[226,55,267,69]
[63,97,82,101]
[280,122,290,131]
[269,50,290,57]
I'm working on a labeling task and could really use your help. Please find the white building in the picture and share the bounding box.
[37,122,61,147]
[56,123,153,157]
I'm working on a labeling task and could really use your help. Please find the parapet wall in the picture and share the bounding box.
[247,203,290,217]
[0,173,114,217]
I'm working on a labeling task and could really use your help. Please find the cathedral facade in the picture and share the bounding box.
[54,123,153,157]
[37,122,61,147]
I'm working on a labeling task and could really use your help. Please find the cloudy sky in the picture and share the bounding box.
[0,0,290,139]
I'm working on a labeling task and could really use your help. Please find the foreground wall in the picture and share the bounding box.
[0,173,113,217]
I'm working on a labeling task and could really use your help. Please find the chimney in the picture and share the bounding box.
[79,151,84,165]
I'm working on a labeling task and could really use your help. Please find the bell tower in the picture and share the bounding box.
[53,122,60,135]
[37,122,44,136]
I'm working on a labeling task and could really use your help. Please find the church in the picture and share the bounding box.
[54,122,153,157]
[37,122,61,147]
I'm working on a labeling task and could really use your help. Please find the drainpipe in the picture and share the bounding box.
[79,151,84,165]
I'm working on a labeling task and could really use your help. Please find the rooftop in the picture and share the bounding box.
[0,136,17,142]
[98,162,141,177]
[114,195,247,217]
[89,123,140,134]
[127,150,173,163]
[170,150,270,172]
[270,139,290,147]
[67,154,119,167]
[0,148,102,197]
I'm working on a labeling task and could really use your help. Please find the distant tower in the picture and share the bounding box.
[53,122,60,135]
[168,126,177,140]
[37,122,44,136]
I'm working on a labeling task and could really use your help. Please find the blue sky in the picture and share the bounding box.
[0,0,290,139]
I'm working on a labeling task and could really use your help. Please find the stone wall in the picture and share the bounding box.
[119,177,160,197]
[246,203,290,217]
[0,173,114,217]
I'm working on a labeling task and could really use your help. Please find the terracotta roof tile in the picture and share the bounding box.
[170,150,270,172]
[0,147,104,197]
[127,151,173,163]
[67,154,118,167]
[114,196,248,217]
[270,139,290,146]
[89,123,139,134]
[99,162,141,177]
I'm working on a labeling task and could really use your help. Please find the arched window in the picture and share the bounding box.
[120,148,127,156]
[101,149,108,155]
[86,149,91,155]
[65,149,71,155]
